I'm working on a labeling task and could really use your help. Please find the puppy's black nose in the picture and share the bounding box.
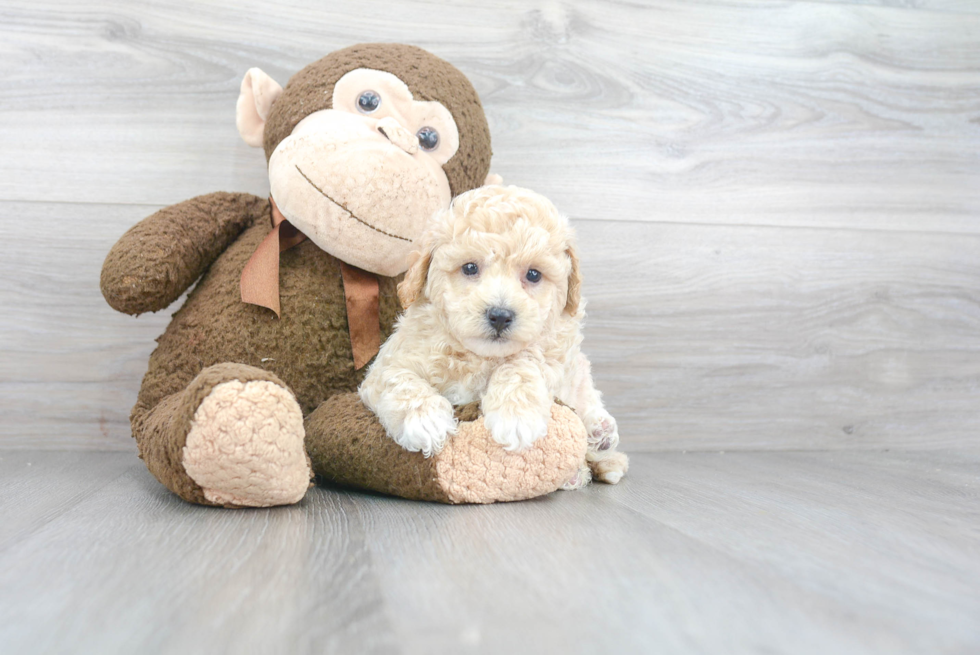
[486,306,515,335]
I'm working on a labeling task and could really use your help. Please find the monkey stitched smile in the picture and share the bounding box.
[295,165,412,243]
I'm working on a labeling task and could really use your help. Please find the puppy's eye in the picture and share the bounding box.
[417,126,439,151]
[462,262,479,276]
[525,269,542,283]
[357,90,381,114]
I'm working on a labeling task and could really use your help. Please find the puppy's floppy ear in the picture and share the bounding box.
[564,243,582,315]
[397,248,432,309]
[399,209,451,309]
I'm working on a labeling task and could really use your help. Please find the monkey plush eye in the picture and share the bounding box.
[525,269,542,283]
[461,262,479,276]
[357,90,381,114]
[416,126,439,151]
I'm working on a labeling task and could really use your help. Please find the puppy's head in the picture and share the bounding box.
[398,185,581,358]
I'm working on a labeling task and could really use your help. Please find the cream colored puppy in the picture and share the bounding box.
[358,185,628,485]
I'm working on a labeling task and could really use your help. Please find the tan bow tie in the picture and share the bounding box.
[240,197,381,369]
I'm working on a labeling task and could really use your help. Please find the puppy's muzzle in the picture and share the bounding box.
[486,306,515,336]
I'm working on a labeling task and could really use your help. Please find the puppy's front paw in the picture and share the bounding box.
[394,396,457,458]
[587,410,620,452]
[484,409,549,452]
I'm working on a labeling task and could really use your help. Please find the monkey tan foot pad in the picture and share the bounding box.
[304,393,589,504]
[182,379,313,507]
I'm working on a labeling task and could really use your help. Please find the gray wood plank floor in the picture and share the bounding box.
[1,449,977,655]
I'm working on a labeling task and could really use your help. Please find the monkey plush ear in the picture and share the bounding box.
[397,248,432,309]
[564,244,582,316]
[236,68,283,148]
[484,173,503,186]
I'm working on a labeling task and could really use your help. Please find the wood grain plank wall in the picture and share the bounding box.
[1,0,977,451]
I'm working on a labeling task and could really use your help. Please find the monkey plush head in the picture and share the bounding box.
[236,43,492,276]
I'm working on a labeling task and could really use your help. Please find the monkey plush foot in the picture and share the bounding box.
[183,379,312,507]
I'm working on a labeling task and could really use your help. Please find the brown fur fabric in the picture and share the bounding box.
[101,192,266,315]
[262,43,492,196]
[104,192,403,503]
[128,195,403,421]
[306,394,587,504]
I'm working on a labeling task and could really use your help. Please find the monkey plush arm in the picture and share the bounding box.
[101,192,268,315]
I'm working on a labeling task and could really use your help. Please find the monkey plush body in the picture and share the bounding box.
[101,44,587,507]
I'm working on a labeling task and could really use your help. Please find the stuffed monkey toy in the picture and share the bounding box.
[101,44,587,507]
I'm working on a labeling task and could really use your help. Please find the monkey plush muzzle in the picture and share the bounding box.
[268,109,451,277]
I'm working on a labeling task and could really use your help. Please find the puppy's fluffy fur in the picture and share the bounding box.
[359,185,627,486]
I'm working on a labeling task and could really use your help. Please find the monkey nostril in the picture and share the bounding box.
[486,307,515,335]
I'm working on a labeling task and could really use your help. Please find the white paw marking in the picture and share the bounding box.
[484,410,549,452]
[393,397,457,458]
[601,470,624,484]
